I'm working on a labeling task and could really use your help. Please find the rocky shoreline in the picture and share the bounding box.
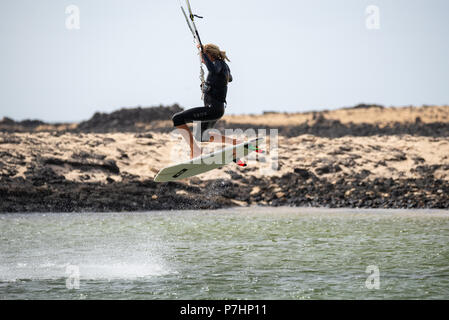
[1,168,448,213]
[1,105,448,212]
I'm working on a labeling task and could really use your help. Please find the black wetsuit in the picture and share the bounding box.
[172,52,232,142]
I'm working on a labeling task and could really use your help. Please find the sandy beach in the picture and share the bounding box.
[1,105,448,212]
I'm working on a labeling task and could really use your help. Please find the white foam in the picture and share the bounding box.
[78,262,171,280]
[0,260,171,282]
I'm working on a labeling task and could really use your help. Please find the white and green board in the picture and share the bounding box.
[154,138,263,182]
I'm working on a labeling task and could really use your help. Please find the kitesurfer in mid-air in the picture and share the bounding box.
[172,43,254,166]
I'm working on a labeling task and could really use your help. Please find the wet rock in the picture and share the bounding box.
[136,140,155,146]
[376,160,387,167]
[0,166,18,177]
[118,150,129,160]
[315,164,342,175]
[412,156,425,164]
[102,160,120,174]
[316,166,331,175]
[358,169,371,179]
[340,158,357,167]
[42,157,120,174]
[411,165,446,177]
[275,192,285,199]
[0,135,22,144]
[0,151,12,158]
[293,168,312,179]
[226,170,243,180]
[27,166,66,186]
[387,152,407,161]
[72,151,106,161]
[79,174,90,181]
[329,146,353,155]
[135,132,154,139]
[189,177,202,185]
[103,137,116,144]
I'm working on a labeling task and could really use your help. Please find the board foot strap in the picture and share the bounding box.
[247,145,265,153]
[233,159,247,167]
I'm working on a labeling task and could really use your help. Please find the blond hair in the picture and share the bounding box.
[203,43,230,62]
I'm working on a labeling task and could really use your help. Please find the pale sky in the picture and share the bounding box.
[1,0,448,122]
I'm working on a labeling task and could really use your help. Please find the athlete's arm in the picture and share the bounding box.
[202,52,221,73]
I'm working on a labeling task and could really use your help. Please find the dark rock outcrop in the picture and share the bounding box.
[1,166,448,212]
[76,104,183,133]
[220,119,449,138]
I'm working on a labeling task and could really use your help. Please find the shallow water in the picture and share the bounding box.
[1,207,448,300]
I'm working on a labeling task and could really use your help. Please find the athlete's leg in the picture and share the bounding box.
[172,110,205,159]
[175,124,202,159]
[172,105,225,159]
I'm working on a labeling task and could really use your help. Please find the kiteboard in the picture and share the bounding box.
[154,137,264,182]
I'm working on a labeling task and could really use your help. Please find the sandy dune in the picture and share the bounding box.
[223,105,449,126]
[1,105,448,212]
[1,131,448,184]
